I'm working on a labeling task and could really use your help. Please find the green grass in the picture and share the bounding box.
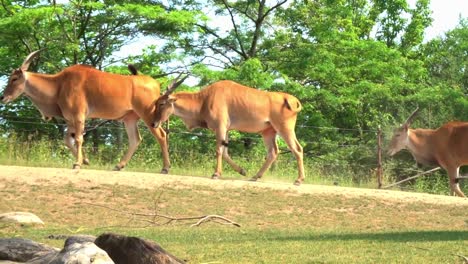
[6,227,467,263]
[0,136,374,187]
[1,179,467,263]
[1,130,466,195]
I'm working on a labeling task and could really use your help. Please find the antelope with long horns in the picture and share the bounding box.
[151,80,305,185]
[388,108,468,197]
[1,50,174,173]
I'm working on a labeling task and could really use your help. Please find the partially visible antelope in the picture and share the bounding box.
[388,108,468,197]
[1,50,171,173]
[151,80,305,185]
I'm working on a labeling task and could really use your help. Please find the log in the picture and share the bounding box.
[95,233,186,264]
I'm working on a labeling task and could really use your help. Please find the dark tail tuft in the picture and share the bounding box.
[284,97,302,112]
[128,64,138,75]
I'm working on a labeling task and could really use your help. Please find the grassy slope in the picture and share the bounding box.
[1,169,467,264]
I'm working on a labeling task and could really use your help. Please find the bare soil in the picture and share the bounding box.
[0,165,467,206]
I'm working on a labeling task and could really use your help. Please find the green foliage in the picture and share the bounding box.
[1,0,467,194]
[422,18,468,94]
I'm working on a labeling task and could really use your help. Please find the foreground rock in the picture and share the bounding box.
[0,234,185,264]
[0,238,57,262]
[0,236,113,264]
[45,236,113,264]
[95,233,186,264]
[0,212,44,225]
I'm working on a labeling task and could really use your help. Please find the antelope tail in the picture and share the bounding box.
[128,64,138,75]
[284,97,302,113]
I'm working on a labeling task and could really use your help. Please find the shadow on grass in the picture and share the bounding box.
[271,230,468,242]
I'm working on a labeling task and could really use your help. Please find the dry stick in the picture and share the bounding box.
[382,167,441,189]
[82,202,241,228]
[191,215,241,227]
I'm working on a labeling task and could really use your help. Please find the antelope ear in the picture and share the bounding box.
[14,68,24,75]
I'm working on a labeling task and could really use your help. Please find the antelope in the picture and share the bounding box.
[1,50,171,173]
[151,80,305,185]
[388,108,468,197]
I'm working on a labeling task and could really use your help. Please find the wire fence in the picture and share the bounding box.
[1,115,411,182]
[0,118,383,171]
[0,116,381,145]
[0,115,462,195]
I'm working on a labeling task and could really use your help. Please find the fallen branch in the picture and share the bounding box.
[382,167,441,189]
[82,202,241,228]
[191,215,240,227]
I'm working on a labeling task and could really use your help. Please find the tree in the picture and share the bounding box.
[0,0,200,149]
[422,18,468,96]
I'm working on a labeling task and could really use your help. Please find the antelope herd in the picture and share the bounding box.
[1,50,467,196]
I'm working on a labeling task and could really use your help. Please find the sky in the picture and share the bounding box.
[411,0,467,40]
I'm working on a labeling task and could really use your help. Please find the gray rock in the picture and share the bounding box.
[0,238,58,262]
[0,236,113,264]
[0,212,44,225]
[46,240,114,264]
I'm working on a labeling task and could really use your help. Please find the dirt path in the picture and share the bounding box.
[1,165,467,206]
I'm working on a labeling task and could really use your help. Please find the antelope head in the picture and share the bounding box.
[1,49,43,104]
[387,107,420,156]
[151,74,188,128]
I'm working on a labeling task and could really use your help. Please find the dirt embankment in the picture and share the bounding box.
[1,165,467,206]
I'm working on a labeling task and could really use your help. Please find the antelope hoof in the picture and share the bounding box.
[83,158,90,165]
[239,169,247,176]
[249,177,258,182]
[294,180,302,186]
[211,173,220,180]
[72,163,81,170]
[113,165,123,171]
[161,168,169,174]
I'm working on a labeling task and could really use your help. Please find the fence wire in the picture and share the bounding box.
[1,115,459,195]
[0,116,384,183]
[0,117,381,146]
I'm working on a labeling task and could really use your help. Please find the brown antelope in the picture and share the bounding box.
[388,108,468,197]
[151,80,305,185]
[1,50,171,173]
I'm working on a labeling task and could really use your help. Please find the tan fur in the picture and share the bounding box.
[1,54,170,172]
[153,80,305,185]
[389,119,468,197]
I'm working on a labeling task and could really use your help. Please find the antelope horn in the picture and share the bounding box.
[21,49,45,71]
[404,107,420,126]
[163,73,189,96]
